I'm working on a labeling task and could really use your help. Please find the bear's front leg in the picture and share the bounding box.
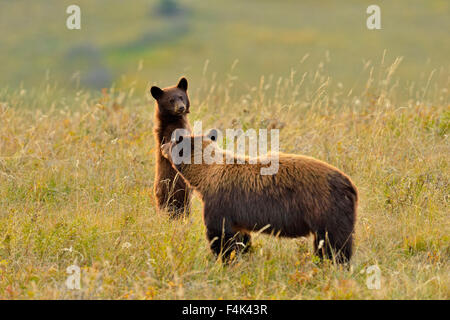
[203,211,240,262]
[204,208,252,262]
[205,225,236,262]
[236,232,252,254]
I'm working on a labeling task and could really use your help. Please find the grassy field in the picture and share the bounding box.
[0,0,448,300]
[0,56,448,299]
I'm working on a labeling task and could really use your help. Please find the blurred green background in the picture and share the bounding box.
[0,0,448,93]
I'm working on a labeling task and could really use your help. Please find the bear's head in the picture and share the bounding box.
[150,77,190,116]
[161,129,218,182]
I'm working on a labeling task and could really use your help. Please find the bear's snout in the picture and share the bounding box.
[176,105,186,113]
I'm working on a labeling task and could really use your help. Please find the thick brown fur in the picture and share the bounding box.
[161,134,358,263]
[151,77,192,218]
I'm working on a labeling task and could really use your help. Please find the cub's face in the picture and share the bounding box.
[161,129,218,172]
[150,77,190,116]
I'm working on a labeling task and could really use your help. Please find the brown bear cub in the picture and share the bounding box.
[151,77,192,218]
[161,132,358,263]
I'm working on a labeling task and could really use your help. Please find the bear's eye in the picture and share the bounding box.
[179,149,183,157]
[170,98,175,104]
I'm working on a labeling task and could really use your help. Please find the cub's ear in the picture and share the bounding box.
[177,77,188,91]
[175,134,183,144]
[206,129,218,142]
[150,86,164,100]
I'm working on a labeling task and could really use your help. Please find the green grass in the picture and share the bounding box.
[0,0,449,93]
[0,56,448,299]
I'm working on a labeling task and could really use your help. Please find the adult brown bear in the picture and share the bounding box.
[151,77,192,218]
[161,131,358,263]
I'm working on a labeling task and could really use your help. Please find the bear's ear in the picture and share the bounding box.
[206,129,218,142]
[150,86,164,100]
[177,77,188,91]
[175,134,183,144]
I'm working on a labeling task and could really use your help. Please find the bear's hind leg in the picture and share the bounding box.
[169,174,192,218]
[154,176,191,219]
